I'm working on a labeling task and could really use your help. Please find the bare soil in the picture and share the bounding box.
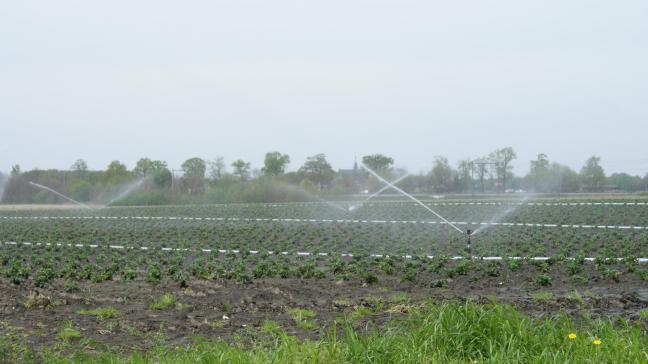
[1,265,647,354]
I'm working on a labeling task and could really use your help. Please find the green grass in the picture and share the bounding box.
[57,322,81,342]
[77,307,119,320]
[287,308,317,330]
[640,309,648,319]
[350,306,373,321]
[149,294,176,310]
[287,308,316,321]
[1,302,645,363]
[389,292,410,303]
[532,291,554,302]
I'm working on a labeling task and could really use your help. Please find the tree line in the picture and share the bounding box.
[2,148,647,204]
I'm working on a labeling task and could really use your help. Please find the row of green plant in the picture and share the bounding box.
[2,247,647,288]
[0,217,645,257]
[3,199,648,226]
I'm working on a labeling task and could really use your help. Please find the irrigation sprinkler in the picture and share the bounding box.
[360,163,464,234]
[466,229,472,255]
[28,181,94,210]
[348,173,410,212]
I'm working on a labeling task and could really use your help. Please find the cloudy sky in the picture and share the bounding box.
[1,1,647,176]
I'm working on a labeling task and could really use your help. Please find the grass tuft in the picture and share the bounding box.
[77,307,119,320]
[149,294,176,310]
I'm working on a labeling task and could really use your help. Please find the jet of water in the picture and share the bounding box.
[28,181,93,210]
[361,164,464,234]
[313,195,348,212]
[348,173,410,212]
[271,181,348,212]
[472,194,530,235]
[104,177,147,206]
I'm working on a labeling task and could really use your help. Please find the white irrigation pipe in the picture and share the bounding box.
[2,241,647,263]
[227,201,648,208]
[2,215,647,231]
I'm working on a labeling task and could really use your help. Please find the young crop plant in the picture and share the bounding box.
[147,264,162,284]
[361,271,379,285]
[328,257,346,275]
[600,267,621,282]
[379,260,396,275]
[173,271,189,287]
[252,262,270,279]
[427,255,449,273]
[623,256,638,273]
[637,269,648,282]
[485,261,502,277]
[64,282,80,293]
[566,259,583,275]
[534,274,552,287]
[298,260,326,279]
[121,267,137,282]
[401,268,417,283]
[34,267,56,288]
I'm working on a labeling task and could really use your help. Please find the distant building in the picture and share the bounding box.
[337,160,366,191]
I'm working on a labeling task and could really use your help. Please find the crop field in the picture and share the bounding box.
[1,196,648,361]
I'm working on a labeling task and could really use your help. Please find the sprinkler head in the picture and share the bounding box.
[466,229,472,236]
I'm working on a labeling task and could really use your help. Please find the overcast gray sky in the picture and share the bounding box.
[1,1,647,176]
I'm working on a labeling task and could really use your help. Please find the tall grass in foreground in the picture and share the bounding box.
[32,302,648,363]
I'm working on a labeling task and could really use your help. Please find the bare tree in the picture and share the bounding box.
[207,156,226,181]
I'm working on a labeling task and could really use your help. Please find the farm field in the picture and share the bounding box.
[1,196,647,362]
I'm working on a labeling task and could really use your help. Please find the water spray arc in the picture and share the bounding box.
[360,164,464,234]
[313,195,348,213]
[348,173,410,212]
[28,182,93,210]
[104,177,147,206]
[472,194,530,236]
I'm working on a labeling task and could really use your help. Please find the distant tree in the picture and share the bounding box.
[490,147,517,192]
[69,180,92,202]
[105,161,131,185]
[152,169,172,189]
[132,158,171,189]
[456,159,472,193]
[429,156,453,193]
[71,159,88,172]
[231,159,251,181]
[299,154,335,188]
[580,156,606,190]
[10,164,21,176]
[133,158,167,177]
[361,154,394,173]
[549,163,580,193]
[608,173,643,192]
[473,159,490,193]
[207,156,227,181]
[529,153,550,192]
[262,152,290,177]
[181,158,206,179]
[181,158,206,194]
